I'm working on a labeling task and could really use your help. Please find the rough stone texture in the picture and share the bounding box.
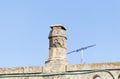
[47,48,67,62]
[0,67,24,74]
[66,62,120,71]
[46,25,68,65]
[0,66,42,74]
[43,63,66,73]
[23,66,42,73]
[0,62,119,79]
[0,25,120,79]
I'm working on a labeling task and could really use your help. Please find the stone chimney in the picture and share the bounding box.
[45,24,68,65]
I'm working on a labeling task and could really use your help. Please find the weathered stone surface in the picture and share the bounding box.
[43,62,66,73]
[66,62,120,71]
[47,48,67,62]
[0,25,120,79]
[0,67,24,74]
[0,62,119,79]
[24,66,42,73]
[46,24,68,65]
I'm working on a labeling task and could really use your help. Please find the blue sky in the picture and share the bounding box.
[0,0,120,67]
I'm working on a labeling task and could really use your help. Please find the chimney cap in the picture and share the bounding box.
[50,24,66,30]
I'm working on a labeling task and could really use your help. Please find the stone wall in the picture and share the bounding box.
[0,62,119,79]
[1,25,119,79]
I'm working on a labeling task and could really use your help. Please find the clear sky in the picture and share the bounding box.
[0,0,120,67]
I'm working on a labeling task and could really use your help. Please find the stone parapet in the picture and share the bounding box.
[66,62,120,71]
[0,66,42,74]
[23,66,43,73]
[0,62,119,75]
[0,62,119,79]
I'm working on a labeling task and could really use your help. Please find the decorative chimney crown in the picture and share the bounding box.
[50,24,66,30]
[49,24,67,39]
[45,24,68,65]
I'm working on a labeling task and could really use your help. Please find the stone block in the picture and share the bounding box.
[24,66,43,73]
